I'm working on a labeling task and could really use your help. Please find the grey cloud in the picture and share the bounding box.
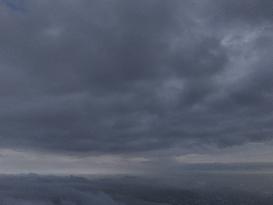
[0,0,272,154]
[204,0,273,26]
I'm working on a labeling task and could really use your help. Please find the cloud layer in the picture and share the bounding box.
[0,0,272,155]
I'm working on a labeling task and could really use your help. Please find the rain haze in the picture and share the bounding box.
[0,0,272,204]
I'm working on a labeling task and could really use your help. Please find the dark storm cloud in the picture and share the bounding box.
[0,0,272,154]
[207,0,273,25]
[0,0,25,12]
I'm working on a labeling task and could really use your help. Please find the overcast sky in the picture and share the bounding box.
[0,0,272,174]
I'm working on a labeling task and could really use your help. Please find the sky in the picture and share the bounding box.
[0,0,272,174]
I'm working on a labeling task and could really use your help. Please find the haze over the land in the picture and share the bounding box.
[0,0,272,175]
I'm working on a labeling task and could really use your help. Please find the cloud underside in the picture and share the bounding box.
[0,0,272,155]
